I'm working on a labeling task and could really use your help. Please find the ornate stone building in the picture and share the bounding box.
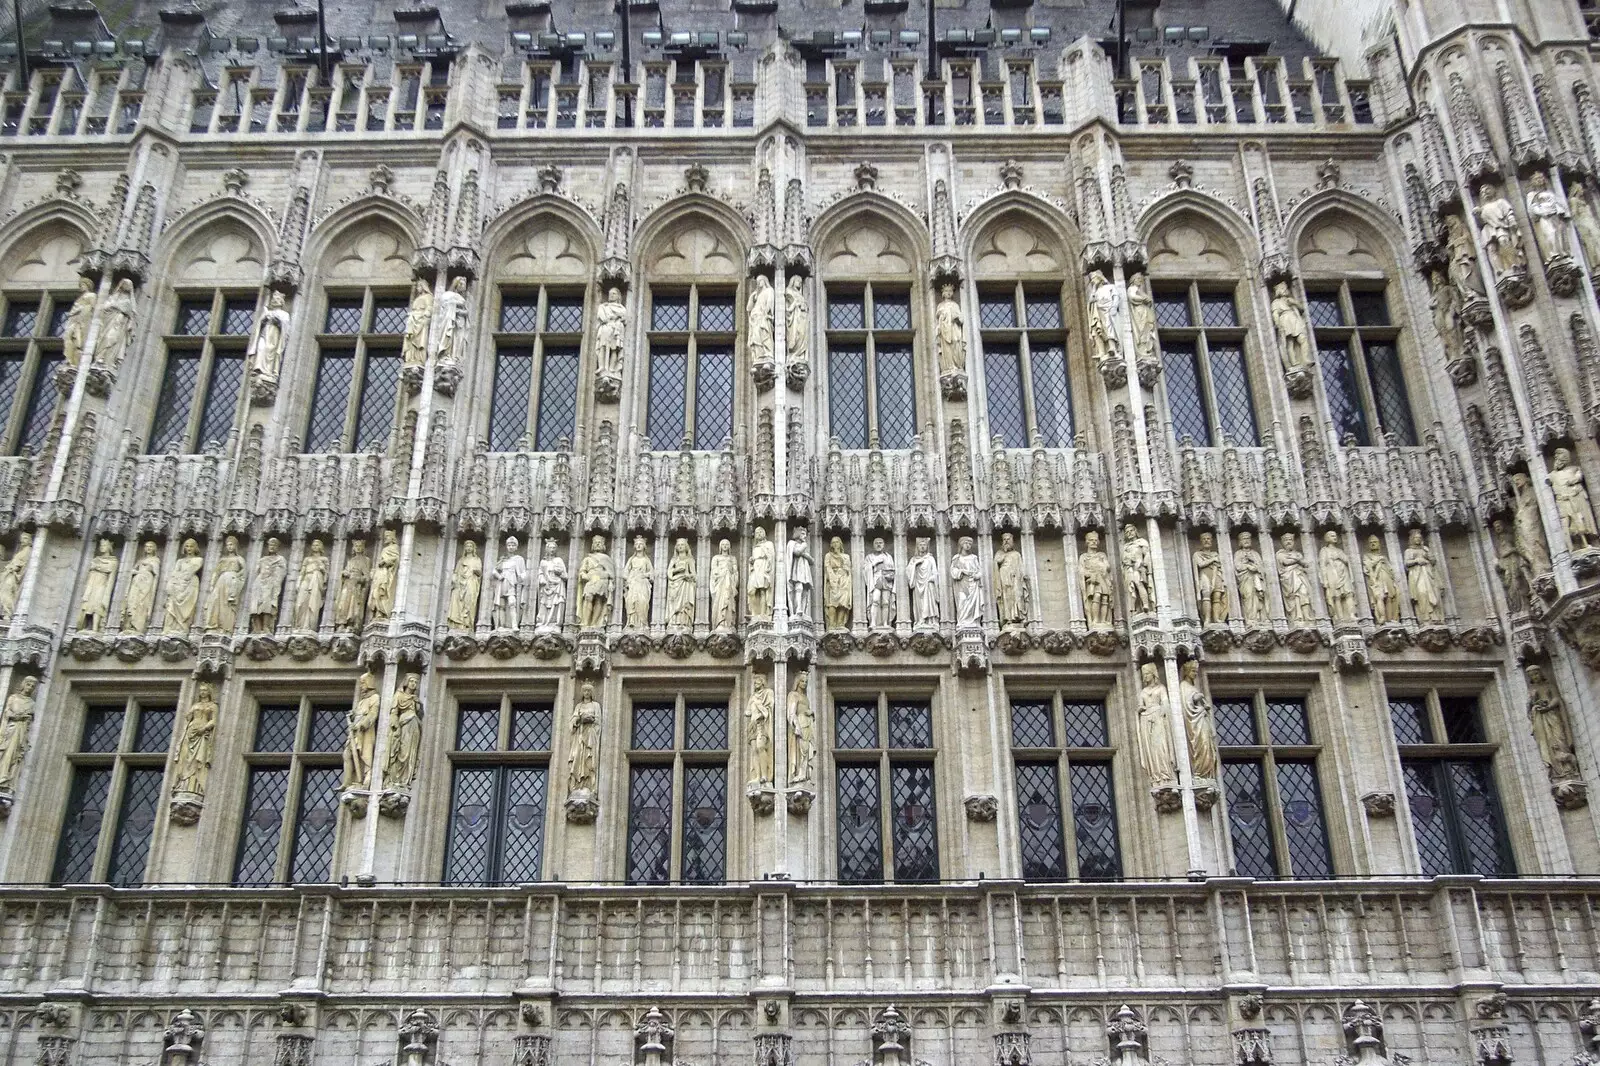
[0,0,1593,1062]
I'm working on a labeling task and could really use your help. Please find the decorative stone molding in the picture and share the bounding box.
[1360,790,1396,817]
[964,793,998,821]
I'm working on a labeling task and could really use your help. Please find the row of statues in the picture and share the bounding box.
[340,671,423,795]
[743,275,811,375]
[1134,660,1219,789]
[743,674,815,790]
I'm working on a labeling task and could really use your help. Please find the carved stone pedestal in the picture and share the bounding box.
[1546,254,1584,297]
[1284,364,1315,399]
[939,370,967,400]
[565,788,599,823]
[85,365,114,397]
[433,361,460,396]
[785,786,814,815]
[249,374,278,407]
[747,784,775,815]
[169,790,203,825]
[1497,269,1534,308]
[379,789,411,817]
[401,365,424,395]
[1151,785,1182,813]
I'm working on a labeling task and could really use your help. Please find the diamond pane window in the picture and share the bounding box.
[985,344,1028,448]
[176,299,212,336]
[1440,698,1483,743]
[324,299,363,334]
[828,295,866,330]
[511,705,554,751]
[235,699,352,884]
[545,297,585,333]
[835,703,879,749]
[980,296,1018,329]
[836,694,943,882]
[1163,344,1209,446]
[305,353,355,452]
[444,768,496,883]
[534,348,580,451]
[1208,344,1257,444]
[1275,761,1332,878]
[309,707,347,752]
[1350,290,1389,326]
[1319,347,1368,445]
[1153,291,1191,328]
[1394,692,1512,876]
[685,704,728,750]
[694,347,735,449]
[492,287,591,452]
[626,765,674,883]
[1265,699,1311,745]
[198,354,245,449]
[1199,292,1238,327]
[234,768,289,885]
[1214,699,1257,746]
[221,298,257,335]
[1010,701,1055,748]
[653,297,691,332]
[289,768,340,882]
[623,692,732,883]
[829,348,869,450]
[254,705,299,751]
[1308,282,1414,447]
[1011,695,1120,881]
[82,707,125,752]
[1016,761,1067,879]
[1070,762,1121,879]
[56,699,180,884]
[354,353,400,451]
[53,768,112,882]
[500,298,541,333]
[444,696,553,884]
[1364,344,1416,444]
[457,704,501,752]
[826,284,919,450]
[1025,295,1062,330]
[305,289,419,453]
[132,707,175,753]
[887,703,933,748]
[151,291,254,453]
[47,305,69,337]
[1061,701,1108,748]
[889,762,939,881]
[1402,761,1455,876]
[980,283,1072,449]
[18,354,60,453]
[1223,760,1278,878]
[1388,698,1430,745]
[1218,690,1332,878]
[836,764,883,882]
[0,357,26,442]
[369,298,408,334]
[873,294,912,330]
[107,768,163,885]
[2,300,39,337]
[874,346,916,449]
[489,349,535,451]
[680,765,726,883]
[646,349,688,449]
[632,704,676,750]
[1155,283,1259,448]
[148,353,202,453]
[1306,294,1343,329]
[1030,345,1074,447]
[698,296,735,332]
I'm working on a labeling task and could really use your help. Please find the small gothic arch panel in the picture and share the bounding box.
[647,221,741,279]
[820,217,915,277]
[172,223,266,283]
[322,219,415,283]
[971,216,1064,277]
[499,217,592,278]
[3,224,86,283]
[1298,216,1384,275]
[1147,213,1241,276]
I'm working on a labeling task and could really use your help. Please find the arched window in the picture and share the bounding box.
[0,225,83,455]
[641,221,741,450]
[304,221,413,453]
[147,223,262,453]
[1147,214,1259,446]
[971,215,1074,448]
[1298,215,1417,445]
[819,217,919,449]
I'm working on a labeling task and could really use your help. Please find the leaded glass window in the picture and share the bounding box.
[233,696,350,885]
[489,288,586,451]
[0,290,71,455]
[1214,691,1332,879]
[1307,283,1415,446]
[52,696,178,884]
[833,694,939,882]
[824,285,919,449]
[1010,694,1120,880]
[978,284,1073,447]
[304,289,408,453]
[644,287,736,451]
[444,695,554,884]
[1391,692,1513,876]
[148,290,253,453]
[1153,284,1258,446]
[625,693,730,884]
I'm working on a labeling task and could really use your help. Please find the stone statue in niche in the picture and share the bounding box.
[1404,529,1444,623]
[60,277,95,367]
[1526,664,1584,793]
[1319,531,1357,623]
[787,674,814,786]
[1121,523,1153,615]
[368,530,400,621]
[1127,272,1157,364]
[342,670,380,791]
[746,675,775,789]
[249,537,287,633]
[746,274,776,376]
[78,537,118,632]
[92,278,136,368]
[163,538,204,635]
[576,535,614,629]
[170,682,217,821]
[1570,181,1600,269]
[594,287,627,399]
[0,532,31,621]
[823,537,852,631]
[384,673,422,790]
[294,539,329,631]
[493,535,527,630]
[950,537,983,628]
[623,535,653,629]
[747,528,776,623]
[431,276,468,363]
[934,283,966,377]
[1193,531,1228,626]
[1085,270,1121,378]
[1526,172,1573,262]
[249,290,291,383]
[1276,533,1314,625]
[1234,531,1268,625]
[401,280,433,367]
[786,526,813,622]
[785,275,809,378]
[710,539,738,631]
[1445,215,1488,300]
[994,533,1029,628]
[1511,472,1554,574]
[1270,282,1311,370]
[1137,662,1177,787]
[0,676,35,800]
[568,683,600,794]
[906,537,940,629]
[123,540,161,632]
[335,539,370,631]
[1080,530,1114,629]
[1178,660,1217,781]
[666,538,696,627]
[1492,518,1535,615]
[536,538,569,629]
[203,536,244,632]
[1362,535,1401,624]
[1427,270,1465,369]
[1475,183,1527,274]
[863,536,896,629]
[446,541,482,631]
[1549,448,1599,553]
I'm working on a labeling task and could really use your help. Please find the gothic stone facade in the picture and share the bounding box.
[0,0,1593,1063]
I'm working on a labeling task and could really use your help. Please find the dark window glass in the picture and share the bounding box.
[652,297,691,332]
[888,762,938,881]
[828,295,865,330]
[534,348,580,451]
[289,767,340,882]
[132,707,175,753]
[1010,701,1054,748]
[0,356,26,437]
[835,703,879,749]
[829,347,869,449]
[1305,293,1343,328]
[887,703,933,748]
[1319,347,1368,445]
[1,300,38,337]
[646,349,688,449]
[175,300,211,336]
[1440,698,1484,744]
[984,343,1028,448]
[1389,698,1431,745]
[1403,760,1453,875]
[1209,344,1257,445]
[685,704,728,750]
[1276,760,1332,878]
[107,767,163,885]
[545,297,585,333]
[1265,698,1311,745]
[680,765,726,883]
[510,705,554,751]
[500,298,540,333]
[836,764,883,882]
[323,299,363,334]
[874,346,916,449]
[1163,343,1209,446]
[53,768,112,882]
[81,707,125,752]
[873,294,911,330]
[489,349,535,451]
[697,297,736,332]
[444,766,548,884]
[19,354,61,452]
[694,348,735,449]
[1030,344,1074,447]
[626,764,674,883]
[1070,762,1121,879]
[353,352,400,451]
[499,766,548,882]
[1350,290,1389,326]
[456,705,501,752]
[233,767,289,884]
[305,353,355,452]
[198,354,245,450]
[979,295,1017,329]
[1153,292,1190,328]
[221,299,257,335]
[1025,295,1062,330]
[631,704,676,750]
[308,707,347,752]
[149,354,202,452]
[369,299,408,334]
[1365,343,1416,444]
[1446,759,1512,875]
[1214,699,1257,746]
[1016,761,1066,879]
[1198,292,1238,327]
[254,705,299,751]
[1223,760,1277,878]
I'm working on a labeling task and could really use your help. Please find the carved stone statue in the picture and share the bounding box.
[385,674,422,789]
[202,535,244,632]
[747,528,776,622]
[1363,535,1401,624]
[576,535,614,629]
[249,290,291,381]
[1178,660,1218,781]
[446,541,482,631]
[746,676,775,789]
[1571,182,1600,267]
[1404,529,1444,623]
[294,538,329,631]
[1137,662,1177,787]
[1526,664,1582,784]
[93,278,136,368]
[1549,448,1599,552]
[163,538,204,635]
[1475,183,1527,274]
[863,536,896,629]
[1319,531,1356,623]
[1491,518,1534,615]
[934,283,965,376]
[594,287,627,386]
[78,537,118,631]
[994,532,1029,628]
[1526,171,1573,263]
[906,537,940,629]
[536,539,569,629]
[746,274,775,371]
[0,676,35,794]
[785,275,809,369]
[950,536,983,628]
[124,540,161,632]
[61,277,96,367]
[1080,530,1114,629]
[342,670,380,791]
[1122,523,1153,615]
[494,535,528,630]
[1428,269,1464,366]
[368,530,400,621]
[710,539,738,631]
[1193,531,1228,626]
[1234,531,1268,624]
[823,537,852,631]
[786,527,814,622]
[0,532,30,621]
[431,275,468,363]
[1270,282,1311,370]
[1445,214,1488,299]
[172,682,218,801]
[666,538,697,627]
[401,280,433,366]
[248,537,287,633]
[1127,272,1156,361]
[568,683,600,795]
[1512,472,1554,574]
[623,535,653,629]
[335,539,371,631]
[786,674,814,786]
[1086,270,1121,374]
[1276,533,1314,624]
